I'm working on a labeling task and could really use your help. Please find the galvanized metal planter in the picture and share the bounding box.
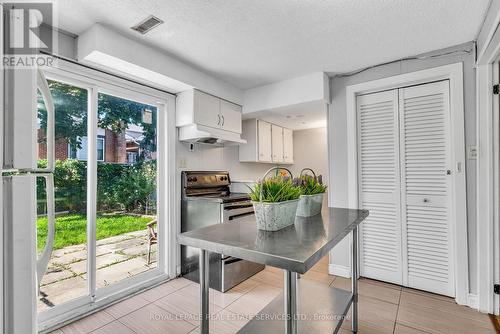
[253,199,299,231]
[296,193,324,217]
[252,166,299,231]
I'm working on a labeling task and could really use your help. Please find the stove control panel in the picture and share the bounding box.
[183,171,230,188]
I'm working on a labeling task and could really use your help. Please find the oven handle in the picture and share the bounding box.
[224,205,254,216]
[222,257,243,265]
[222,206,254,223]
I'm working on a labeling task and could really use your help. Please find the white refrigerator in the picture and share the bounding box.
[2,66,56,334]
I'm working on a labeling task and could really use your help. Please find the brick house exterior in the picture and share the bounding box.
[38,128,136,163]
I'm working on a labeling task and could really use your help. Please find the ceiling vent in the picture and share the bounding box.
[131,15,164,34]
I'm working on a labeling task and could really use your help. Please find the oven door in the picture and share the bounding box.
[221,201,254,223]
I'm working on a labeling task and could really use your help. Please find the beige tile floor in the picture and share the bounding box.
[52,256,498,334]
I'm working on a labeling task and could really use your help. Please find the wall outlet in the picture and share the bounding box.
[467,146,478,160]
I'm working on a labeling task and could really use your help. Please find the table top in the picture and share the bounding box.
[177,207,368,274]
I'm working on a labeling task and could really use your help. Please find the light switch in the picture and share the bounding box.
[467,146,478,160]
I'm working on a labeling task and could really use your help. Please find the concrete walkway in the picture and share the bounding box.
[38,230,157,312]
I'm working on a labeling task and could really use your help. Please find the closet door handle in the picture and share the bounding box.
[221,115,225,126]
[217,114,221,125]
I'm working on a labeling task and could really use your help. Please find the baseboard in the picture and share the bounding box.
[329,264,351,278]
[467,293,478,309]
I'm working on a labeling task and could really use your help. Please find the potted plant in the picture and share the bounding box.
[294,168,327,217]
[249,167,302,231]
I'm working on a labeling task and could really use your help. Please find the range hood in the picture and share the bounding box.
[178,124,247,145]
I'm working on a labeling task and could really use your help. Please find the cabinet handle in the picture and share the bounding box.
[217,114,221,125]
[221,115,225,126]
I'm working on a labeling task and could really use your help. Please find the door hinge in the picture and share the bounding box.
[494,284,500,295]
[493,84,500,95]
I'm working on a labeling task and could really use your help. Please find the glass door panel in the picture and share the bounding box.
[95,92,158,288]
[36,80,89,312]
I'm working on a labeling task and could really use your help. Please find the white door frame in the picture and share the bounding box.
[36,60,178,331]
[345,63,469,306]
[476,25,500,315]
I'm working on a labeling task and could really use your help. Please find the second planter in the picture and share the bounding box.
[296,193,324,217]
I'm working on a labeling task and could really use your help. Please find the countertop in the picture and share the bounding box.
[177,207,368,274]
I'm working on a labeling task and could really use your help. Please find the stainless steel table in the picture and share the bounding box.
[178,207,369,334]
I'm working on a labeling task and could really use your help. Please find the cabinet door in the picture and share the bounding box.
[193,90,221,129]
[271,125,284,163]
[257,120,272,162]
[220,100,242,133]
[283,128,293,163]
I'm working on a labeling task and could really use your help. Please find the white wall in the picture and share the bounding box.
[328,42,478,293]
[40,25,77,60]
[177,127,329,184]
[289,127,329,183]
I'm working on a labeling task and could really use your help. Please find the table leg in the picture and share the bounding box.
[200,249,209,334]
[284,270,298,334]
[352,226,358,333]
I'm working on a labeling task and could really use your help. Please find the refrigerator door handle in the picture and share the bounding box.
[36,174,55,286]
[36,70,55,172]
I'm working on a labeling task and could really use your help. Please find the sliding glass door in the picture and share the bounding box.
[95,92,159,288]
[36,65,173,330]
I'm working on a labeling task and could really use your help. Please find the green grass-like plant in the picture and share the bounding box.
[36,213,154,252]
[249,177,302,203]
[294,174,327,195]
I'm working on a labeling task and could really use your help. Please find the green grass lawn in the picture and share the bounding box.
[37,213,154,252]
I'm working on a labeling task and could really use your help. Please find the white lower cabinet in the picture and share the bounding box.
[357,80,454,297]
[239,119,293,164]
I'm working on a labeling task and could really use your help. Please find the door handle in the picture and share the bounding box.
[217,114,221,125]
[221,115,225,126]
[37,174,55,287]
[36,70,55,172]
[423,198,429,203]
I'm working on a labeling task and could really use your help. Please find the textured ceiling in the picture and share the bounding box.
[54,0,490,89]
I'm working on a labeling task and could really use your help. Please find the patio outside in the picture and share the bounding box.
[38,227,157,312]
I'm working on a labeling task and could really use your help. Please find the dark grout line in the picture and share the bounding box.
[392,289,402,334]
[116,318,139,334]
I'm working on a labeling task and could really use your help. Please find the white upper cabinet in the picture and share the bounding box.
[271,125,283,163]
[258,120,272,162]
[176,89,242,133]
[193,90,221,129]
[283,128,294,163]
[239,119,293,164]
[220,100,242,133]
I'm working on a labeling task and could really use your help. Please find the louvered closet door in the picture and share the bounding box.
[357,90,403,285]
[399,81,454,297]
